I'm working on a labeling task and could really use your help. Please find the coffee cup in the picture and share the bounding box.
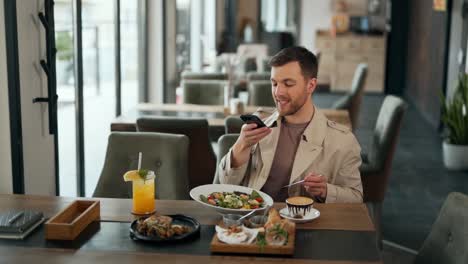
[285,196,314,219]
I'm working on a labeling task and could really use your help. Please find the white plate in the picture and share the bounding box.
[189,184,273,215]
[279,207,320,223]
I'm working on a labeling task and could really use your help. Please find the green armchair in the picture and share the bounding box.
[137,117,217,190]
[332,63,368,130]
[182,80,227,105]
[213,134,240,184]
[224,116,243,134]
[246,72,270,82]
[248,81,275,107]
[93,132,190,200]
[360,95,407,247]
[415,192,468,264]
[181,71,228,80]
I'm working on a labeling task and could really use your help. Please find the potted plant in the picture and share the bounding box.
[441,74,468,170]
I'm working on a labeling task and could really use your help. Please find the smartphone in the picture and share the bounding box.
[240,114,267,128]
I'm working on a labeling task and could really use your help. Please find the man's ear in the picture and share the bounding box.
[307,78,317,94]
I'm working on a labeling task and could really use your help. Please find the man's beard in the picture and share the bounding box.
[275,94,308,117]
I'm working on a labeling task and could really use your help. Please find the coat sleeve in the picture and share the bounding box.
[325,136,363,203]
[217,148,249,185]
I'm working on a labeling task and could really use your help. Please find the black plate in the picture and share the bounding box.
[129,214,200,242]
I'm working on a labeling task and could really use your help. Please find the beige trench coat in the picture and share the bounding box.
[217,108,363,203]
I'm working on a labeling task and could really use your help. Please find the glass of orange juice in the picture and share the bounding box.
[124,170,156,215]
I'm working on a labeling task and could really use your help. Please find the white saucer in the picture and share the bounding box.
[279,207,320,223]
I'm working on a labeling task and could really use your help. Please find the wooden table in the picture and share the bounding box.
[0,195,381,263]
[111,103,352,132]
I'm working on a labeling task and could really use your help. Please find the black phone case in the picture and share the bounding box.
[240,114,266,128]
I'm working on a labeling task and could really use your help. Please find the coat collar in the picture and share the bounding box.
[301,107,327,147]
[262,106,327,146]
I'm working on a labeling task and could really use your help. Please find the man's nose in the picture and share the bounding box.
[274,84,287,97]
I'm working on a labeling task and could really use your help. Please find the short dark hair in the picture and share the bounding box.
[269,46,318,79]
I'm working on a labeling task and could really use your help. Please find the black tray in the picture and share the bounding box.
[129,214,200,242]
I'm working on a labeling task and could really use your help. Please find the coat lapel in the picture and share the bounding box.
[289,109,327,184]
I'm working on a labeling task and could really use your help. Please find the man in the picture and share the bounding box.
[217,46,363,203]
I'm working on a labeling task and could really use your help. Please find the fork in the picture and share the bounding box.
[281,179,306,189]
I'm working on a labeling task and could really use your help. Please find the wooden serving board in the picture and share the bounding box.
[210,222,296,255]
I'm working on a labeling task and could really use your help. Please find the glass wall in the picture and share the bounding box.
[55,0,142,196]
[82,1,116,197]
[176,0,191,77]
[261,0,299,34]
[175,0,217,74]
[55,0,76,197]
[121,0,139,114]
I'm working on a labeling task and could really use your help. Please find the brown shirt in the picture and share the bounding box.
[261,119,309,202]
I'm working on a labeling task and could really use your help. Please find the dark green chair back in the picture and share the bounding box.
[359,95,407,248]
[415,192,468,264]
[213,134,240,184]
[261,57,272,72]
[182,80,227,105]
[331,63,368,130]
[246,72,270,82]
[137,117,217,189]
[225,116,244,134]
[361,95,407,202]
[93,132,190,200]
[181,71,228,80]
[248,81,275,107]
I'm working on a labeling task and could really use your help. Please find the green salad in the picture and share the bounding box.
[199,190,264,209]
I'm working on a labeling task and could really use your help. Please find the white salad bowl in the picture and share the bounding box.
[189,184,274,215]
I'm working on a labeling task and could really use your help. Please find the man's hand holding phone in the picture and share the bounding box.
[231,116,271,168]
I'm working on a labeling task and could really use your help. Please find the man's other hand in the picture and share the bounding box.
[303,173,327,199]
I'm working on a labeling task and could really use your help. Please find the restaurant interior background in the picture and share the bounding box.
[1,0,468,257]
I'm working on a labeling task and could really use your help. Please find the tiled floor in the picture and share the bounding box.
[314,93,468,251]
